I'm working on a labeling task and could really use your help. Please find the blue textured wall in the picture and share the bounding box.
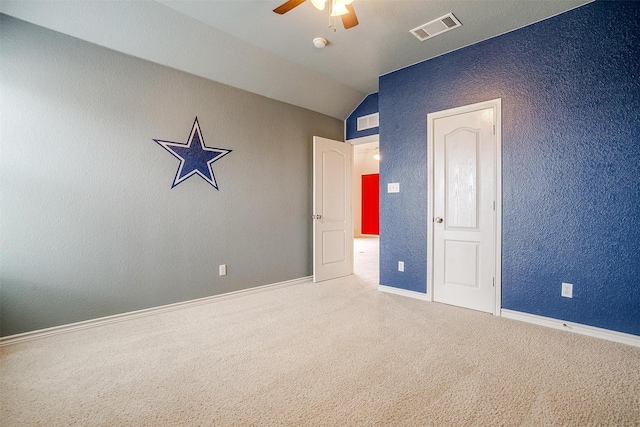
[346,93,379,140]
[379,1,640,336]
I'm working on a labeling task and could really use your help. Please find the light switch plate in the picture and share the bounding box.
[388,183,400,193]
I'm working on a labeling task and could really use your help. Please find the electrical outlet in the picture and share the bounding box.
[219,264,227,276]
[398,261,405,272]
[561,282,573,298]
[387,183,400,193]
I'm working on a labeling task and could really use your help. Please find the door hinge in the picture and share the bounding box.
[493,277,495,287]
[493,124,496,135]
[493,201,496,211]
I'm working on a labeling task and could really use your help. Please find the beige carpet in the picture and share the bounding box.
[2,251,639,425]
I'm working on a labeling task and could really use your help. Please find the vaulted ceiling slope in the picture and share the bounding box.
[0,0,592,120]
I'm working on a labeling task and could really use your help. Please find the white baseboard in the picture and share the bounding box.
[0,276,312,347]
[501,309,640,348]
[378,284,431,301]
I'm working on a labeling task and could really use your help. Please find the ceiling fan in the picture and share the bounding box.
[273,0,359,30]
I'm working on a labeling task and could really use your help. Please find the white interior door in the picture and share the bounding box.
[313,136,353,282]
[429,100,501,314]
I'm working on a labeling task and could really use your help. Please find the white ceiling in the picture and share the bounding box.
[0,0,592,119]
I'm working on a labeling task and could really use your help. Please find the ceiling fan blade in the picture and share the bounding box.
[341,4,359,29]
[273,0,306,15]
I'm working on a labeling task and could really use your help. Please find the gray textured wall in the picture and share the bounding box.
[0,15,343,336]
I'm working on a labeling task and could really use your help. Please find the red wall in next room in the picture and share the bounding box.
[362,173,379,235]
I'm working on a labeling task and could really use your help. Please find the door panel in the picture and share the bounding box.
[322,151,346,221]
[432,105,496,313]
[445,129,478,229]
[444,241,479,288]
[313,136,353,282]
[323,230,346,264]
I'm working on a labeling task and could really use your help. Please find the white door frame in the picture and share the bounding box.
[426,99,502,315]
[347,135,380,238]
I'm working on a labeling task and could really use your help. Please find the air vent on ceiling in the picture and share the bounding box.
[410,13,461,41]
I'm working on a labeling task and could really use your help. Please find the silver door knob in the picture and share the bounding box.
[434,217,443,223]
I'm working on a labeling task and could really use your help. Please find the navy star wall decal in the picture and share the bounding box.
[153,117,232,190]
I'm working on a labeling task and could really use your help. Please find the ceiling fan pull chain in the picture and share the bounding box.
[328,0,337,32]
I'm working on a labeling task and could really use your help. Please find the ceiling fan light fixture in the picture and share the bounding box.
[273,0,359,30]
[330,3,349,16]
[310,0,326,11]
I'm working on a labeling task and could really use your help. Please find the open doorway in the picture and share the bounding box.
[353,141,380,286]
